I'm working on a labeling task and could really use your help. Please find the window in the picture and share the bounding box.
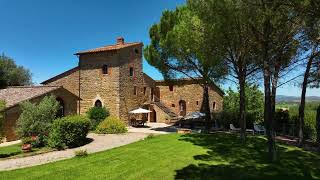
[102,65,108,74]
[196,101,199,105]
[130,67,134,77]
[169,85,173,91]
[171,104,175,107]
[143,87,147,95]
[213,102,216,110]
[95,100,102,107]
[134,48,139,54]
[133,86,137,95]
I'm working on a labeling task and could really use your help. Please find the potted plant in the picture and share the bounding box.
[21,137,32,152]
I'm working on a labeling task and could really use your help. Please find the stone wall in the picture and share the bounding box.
[3,88,78,141]
[118,45,145,121]
[79,51,121,116]
[157,82,223,117]
[43,67,80,97]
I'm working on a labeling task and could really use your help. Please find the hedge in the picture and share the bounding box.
[48,115,91,149]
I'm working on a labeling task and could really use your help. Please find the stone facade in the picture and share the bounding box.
[42,37,224,123]
[156,81,224,117]
[2,88,78,141]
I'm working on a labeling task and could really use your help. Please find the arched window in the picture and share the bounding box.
[56,98,64,118]
[102,65,108,74]
[94,100,102,107]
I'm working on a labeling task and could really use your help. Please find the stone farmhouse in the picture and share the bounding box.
[0,37,223,141]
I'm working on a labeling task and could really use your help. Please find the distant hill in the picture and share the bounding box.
[276,95,320,103]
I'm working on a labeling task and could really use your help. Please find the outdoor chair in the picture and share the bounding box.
[230,124,240,132]
[230,124,254,135]
[254,124,266,135]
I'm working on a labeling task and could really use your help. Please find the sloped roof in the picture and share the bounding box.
[74,42,143,55]
[41,66,79,85]
[0,86,61,110]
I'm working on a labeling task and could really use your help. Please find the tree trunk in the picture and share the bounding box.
[203,83,211,131]
[239,76,246,143]
[316,105,320,145]
[298,55,313,146]
[263,63,277,161]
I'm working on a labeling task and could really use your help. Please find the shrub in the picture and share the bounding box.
[48,115,91,149]
[16,95,59,145]
[74,149,88,157]
[96,116,127,134]
[0,100,5,141]
[87,107,109,129]
[21,137,33,144]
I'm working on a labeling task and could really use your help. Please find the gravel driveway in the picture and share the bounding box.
[0,132,148,171]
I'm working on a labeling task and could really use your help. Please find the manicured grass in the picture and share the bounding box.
[0,133,320,179]
[0,143,54,159]
[0,143,22,158]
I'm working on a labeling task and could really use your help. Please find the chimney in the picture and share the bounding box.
[116,37,124,45]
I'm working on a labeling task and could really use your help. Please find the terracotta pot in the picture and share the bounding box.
[22,144,32,153]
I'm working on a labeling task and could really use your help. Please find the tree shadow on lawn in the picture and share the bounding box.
[175,133,320,180]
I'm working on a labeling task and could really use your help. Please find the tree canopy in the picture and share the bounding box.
[0,54,32,89]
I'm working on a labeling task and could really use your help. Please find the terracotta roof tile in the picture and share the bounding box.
[74,42,143,55]
[0,86,61,110]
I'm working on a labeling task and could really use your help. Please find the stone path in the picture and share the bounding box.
[0,133,148,171]
[0,140,21,147]
[128,122,177,134]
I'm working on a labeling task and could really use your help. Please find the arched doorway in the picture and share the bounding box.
[150,109,157,122]
[179,100,186,116]
[94,100,102,107]
[56,97,64,118]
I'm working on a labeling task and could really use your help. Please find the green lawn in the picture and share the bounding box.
[0,133,319,180]
[0,143,22,158]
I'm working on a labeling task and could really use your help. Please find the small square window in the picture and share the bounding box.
[196,101,199,105]
[169,85,173,91]
[130,67,134,77]
[172,104,175,107]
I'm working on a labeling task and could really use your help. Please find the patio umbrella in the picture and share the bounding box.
[183,112,206,120]
[129,108,152,114]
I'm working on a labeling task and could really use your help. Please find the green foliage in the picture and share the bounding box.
[0,100,5,140]
[96,116,127,134]
[317,105,320,143]
[16,96,59,144]
[144,5,226,88]
[74,149,88,157]
[275,102,319,141]
[21,137,33,144]
[48,115,91,149]
[223,84,264,124]
[0,53,32,89]
[86,106,109,129]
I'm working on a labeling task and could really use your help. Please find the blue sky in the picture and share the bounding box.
[0,0,319,96]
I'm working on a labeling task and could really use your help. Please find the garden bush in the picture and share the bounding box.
[0,100,5,141]
[74,149,88,157]
[16,95,59,146]
[87,106,109,129]
[48,115,91,149]
[213,111,256,129]
[96,116,127,134]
